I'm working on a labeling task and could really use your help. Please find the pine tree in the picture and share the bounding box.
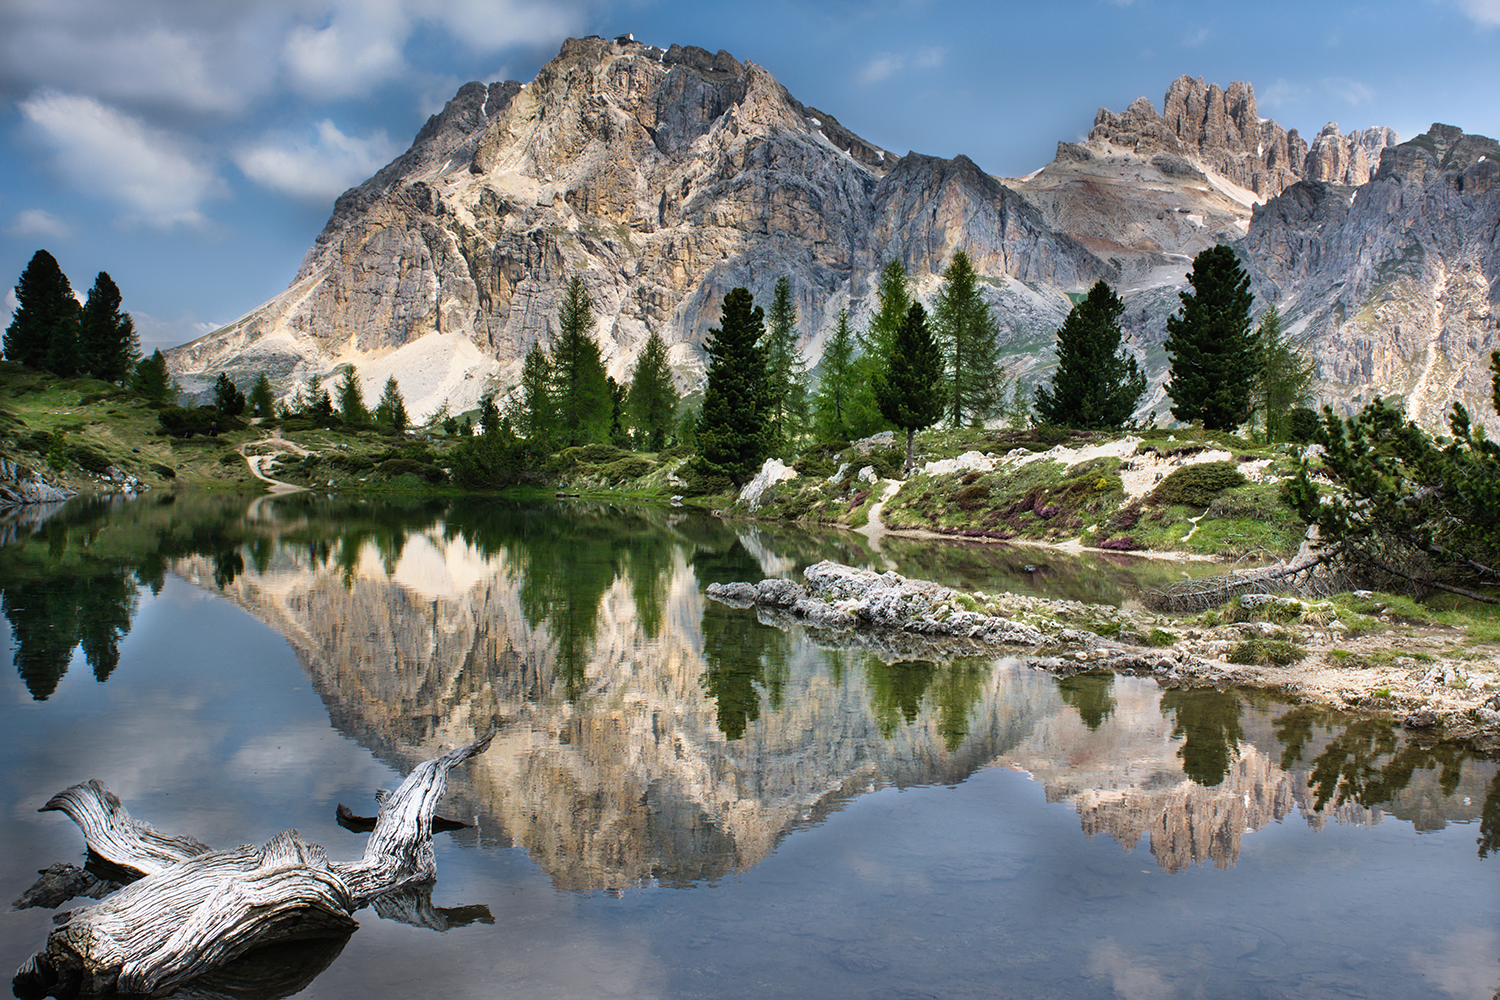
[518,342,556,444]
[479,394,501,437]
[813,308,858,441]
[933,250,1004,426]
[336,366,368,425]
[1255,305,1317,443]
[129,349,173,404]
[876,302,945,473]
[698,287,769,484]
[375,376,408,432]
[625,328,678,450]
[248,373,275,419]
[213,373,246,416]
[849,259,911,437]
[1164,245,1259,431]
[763,276,809,452]
[78,272,138,383]
[1032,280,1146,429]
[4,250,78,372]
[550,277,612,448]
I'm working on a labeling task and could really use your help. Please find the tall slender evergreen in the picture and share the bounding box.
[78,272,139,383]
[518,342,556,445]
[129,349,173,404]
[248,373,275,419]
[1255,305,1317,443]
[550,277,611,448]
[848,259,911,437]
[336,366,368,425]
[763,276,808,452]
[4,250,78,372]
[699,287,769,484]
[933,250,1003,426]
[876,302,945,472]
[1033,280,1145,429]
[376,376,408,432]
[626,328,677,450]
[813,308,857,441]
[1164,245,1259,430]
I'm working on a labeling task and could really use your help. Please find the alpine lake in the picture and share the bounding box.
[1,492,1496,1000]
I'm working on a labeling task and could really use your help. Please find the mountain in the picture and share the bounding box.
[166,38,1500,433]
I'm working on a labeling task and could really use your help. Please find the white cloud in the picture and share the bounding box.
[1,288,17,329]
[7,209,72,239]
[283,0,411,99]
[857,46,945,86]
[1257,78,1307,111]
[1324,76,1374,106]
[1183,27,1211,47]
[235,120,402,201]
[913,46,946,69]
[19,91,225,228]
[421,0,586,50]
[1455,0,1500,26]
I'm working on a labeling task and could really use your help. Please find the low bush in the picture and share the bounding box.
[67,445,113,474]
[1149,461,1247,507]
[1227,638,1306,666]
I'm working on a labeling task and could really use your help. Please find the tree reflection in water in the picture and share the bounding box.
[1056,671,1117,731]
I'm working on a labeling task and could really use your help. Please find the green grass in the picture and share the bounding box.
[1228,638,1307,666]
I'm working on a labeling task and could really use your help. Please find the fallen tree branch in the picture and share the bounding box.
[15,732,494,998]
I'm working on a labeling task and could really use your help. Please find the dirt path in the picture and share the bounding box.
[237,434,310,495]
[856,479,903,547]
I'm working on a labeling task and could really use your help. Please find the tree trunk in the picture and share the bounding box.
[14,733,492,998]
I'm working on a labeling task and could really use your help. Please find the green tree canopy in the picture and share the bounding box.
[1032,279,1146,429]
[763,276,809,453]
[336,366,368,425]
[518,342,555,445]
[848,259,910,438]
[213,373,246,416]
[78,272,139,383]
[4,250,80,374]
[933,250,1004,426]
[248,373,275,420]
[1255,305,1317,443]
[698,286,769,484]
[625,328,677,450]
[375,376,408,432]
[876,302,945,472]
[129,349,173,404]
[1164,245,1259,431]
[813,308,858,441]
[550,277,612,448]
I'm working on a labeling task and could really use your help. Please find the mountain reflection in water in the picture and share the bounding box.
[2,492,1494,899]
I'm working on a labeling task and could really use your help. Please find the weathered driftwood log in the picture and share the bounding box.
[15,733,492,998]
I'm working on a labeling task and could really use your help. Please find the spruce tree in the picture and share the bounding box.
[849,259,910,437]
[248,373,275,419]
[129,349,173,404]
[933,250,1003,426]
[336,366,368,425]
[1033,280,1146,429]
[1164,245,1259,430]
[214,373,246,416]
[625,328,677,450]
[763,276,809,452]
[4,250,78,372]
[876,302,945,473]
[813,308,857,441]
[698,287,769,484]
[1255,305,1317,443]
[376,376,408,432]
[550,277,612,447]
[518,342,556,445]
[78,272,138,383]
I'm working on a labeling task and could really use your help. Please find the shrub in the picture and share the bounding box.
[1227,638,1306,666]
[377,458,447,483]
[150,463,176,479]
[1287,407,1321,443]
[218,451,241,466]
[1149,461,1247,507]
[793,450,836,479]
[679,458,735,497]
[67,445,112,474]
[159,406,242,438]
[600,455,653,483]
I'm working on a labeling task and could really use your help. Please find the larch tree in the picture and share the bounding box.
[813,308,857,441]
[876,302,945,473]
[376,376,409,432]
[78,272,138,383]
[763,276,809,452]
[1032,280,1146,429]
[213,373,246,417]
[933,250,1004,426]
[626,328,678,450]
[849,259,911,437]
[1164,245,1259,431]
[1255,305,1317,443]
[336,366,369,425]
[698,286,769,484]
[248,373,275,420]
[550,277,612,448]
[518,342,556,445]
[4,250,79,373]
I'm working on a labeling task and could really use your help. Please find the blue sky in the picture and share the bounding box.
[2,0,1497,354]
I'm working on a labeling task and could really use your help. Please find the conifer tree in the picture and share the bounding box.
[1164,245,1259,430]
[248,373,275,419]
[1255,305,1317,443]
[518,342,556,444]
[625,328,677,450]
[336,366,368,425]
[813,308,857,441]
[550,277,612,447]
[4,250,78,372]
[479,394,501,437]
[933,250,1004,426]
[376,376,408,432]
[763,276,809,452]
[129,349,173,404]
[849,259,911,437]
[876,302,945,473]
[698,287,769,484]
[78,272,138,383]
[1033,280,1146,429]
[214,373,246,416]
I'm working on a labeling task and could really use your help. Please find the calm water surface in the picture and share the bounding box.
[1,493,1496,999]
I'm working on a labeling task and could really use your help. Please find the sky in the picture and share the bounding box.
[2,0,1498,354]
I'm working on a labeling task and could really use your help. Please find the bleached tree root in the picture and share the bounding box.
[14,733,493,998]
